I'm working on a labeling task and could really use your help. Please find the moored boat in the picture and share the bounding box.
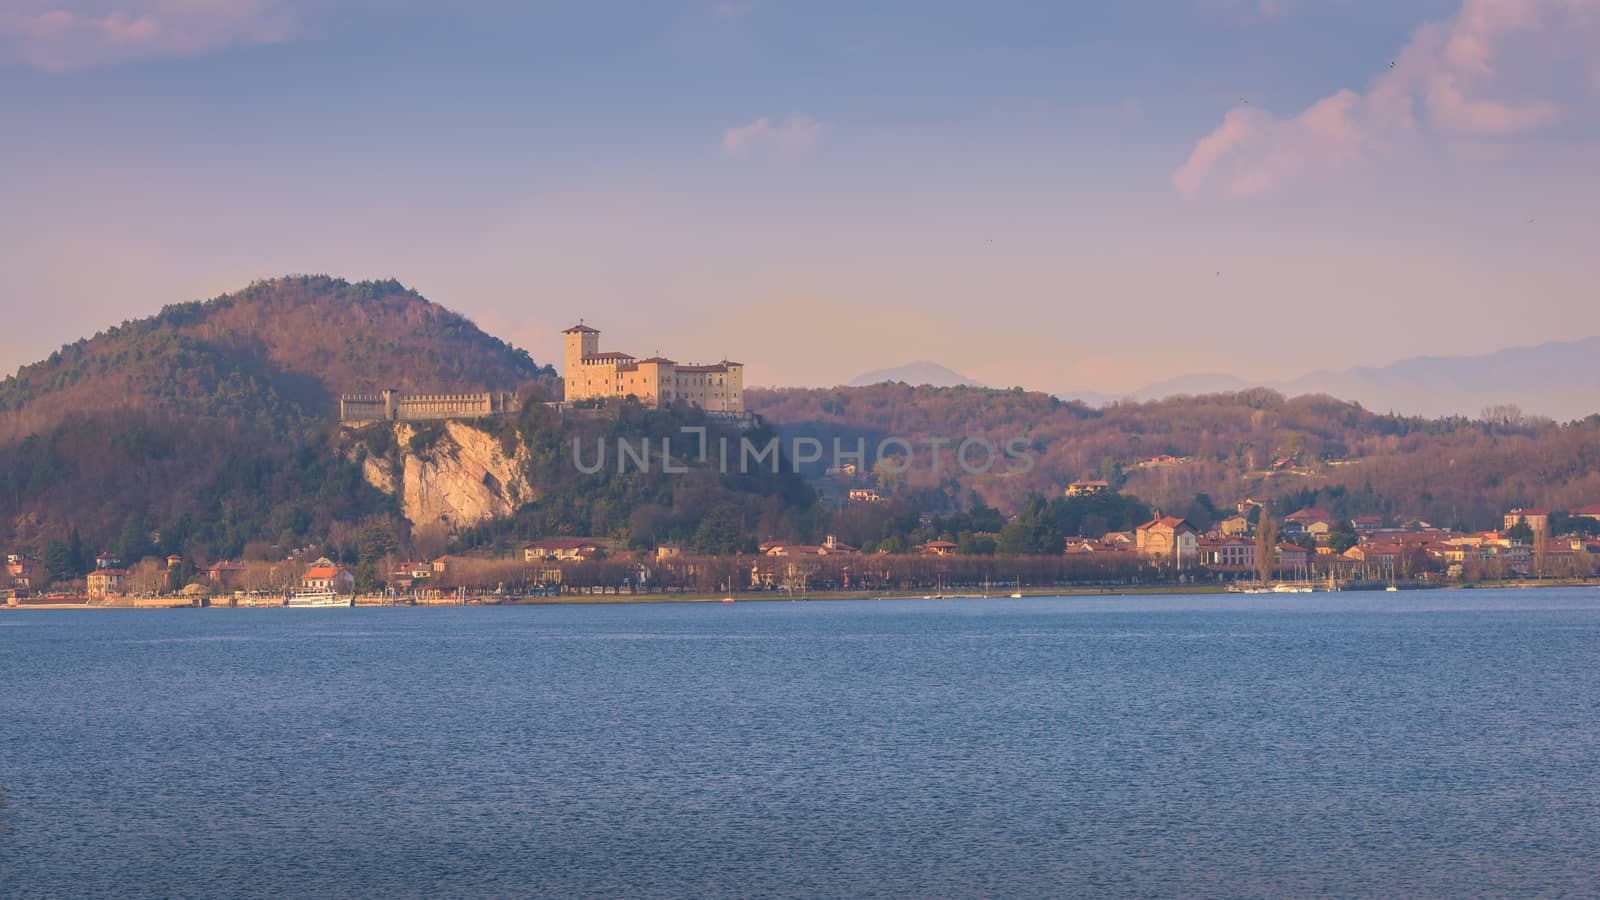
[286,589,353,608]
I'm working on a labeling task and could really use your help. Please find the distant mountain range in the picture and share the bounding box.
[1049,337,1600,421]
[848,361,980,388]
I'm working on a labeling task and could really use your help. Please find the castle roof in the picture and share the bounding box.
[582,352,635,361]
[635,356,677,365]
[563,324,600,334]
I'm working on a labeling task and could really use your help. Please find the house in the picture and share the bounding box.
[94,552,121,570]
[86,569,127,598]
[1350,515,1385,533]
[1276,543,1310,569]
[1065,480,1110,497]
[524,538,605,562]
[1283,508,1334,535]
[847,488,883,503]
[1343,543,1401,568]
[821,535,857,554]
[1199,536,1255,570]
[387,562,434,589]
[766,536,859,557]
[1504,508,1550,535]
[1102,531,1135,548]
[655,544,684,561]
[1217,514,1253,537]
[6,554,39,590]
[1064,538,1118,554]
[919,540,958,557]
[207,561,247,591]
[1135,516,1199,567]
[301,565,356,594]
[431,555,468,575]
[396,561,433,580]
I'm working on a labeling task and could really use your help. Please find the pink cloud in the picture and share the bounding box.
[722,113,824,159]
[1175,0,1599,195]
[0,1,301,72]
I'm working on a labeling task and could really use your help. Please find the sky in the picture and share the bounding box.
[2,0,1597,395]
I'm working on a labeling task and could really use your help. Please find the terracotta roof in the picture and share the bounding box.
[563,324,600,334]
[582,352,635,361]
[303,566,341,579]
[1137,516,1194,532]
[1286,508,1333,522]
[1574,504,1600,516]
[1507,507,1550,516]
[635,356,677,365]
[675,363,731,373]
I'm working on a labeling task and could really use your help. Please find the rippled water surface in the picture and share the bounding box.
[4,590,1600,897]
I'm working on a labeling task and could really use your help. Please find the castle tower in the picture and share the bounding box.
[562,323,600,402]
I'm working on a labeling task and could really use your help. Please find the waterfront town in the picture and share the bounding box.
[7,320,1600,607]
[8,497,1599,607]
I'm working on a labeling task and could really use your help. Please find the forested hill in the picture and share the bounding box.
[0,276,555,559]
[0,276,554,441]
[750,384,1600,531]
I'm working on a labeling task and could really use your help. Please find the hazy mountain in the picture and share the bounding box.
[848,361,979,388]
[1279,337,1600,420]
[1118,338,1600,421]
[1129,373,1252,402]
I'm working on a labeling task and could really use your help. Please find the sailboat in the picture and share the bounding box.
[1010,577,1023,599]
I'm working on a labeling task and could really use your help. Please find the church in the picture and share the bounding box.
[562,323,745,415]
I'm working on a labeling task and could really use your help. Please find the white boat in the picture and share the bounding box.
[286,589,352,608]
[1385,585,1399,592]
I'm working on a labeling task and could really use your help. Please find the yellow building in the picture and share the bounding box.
[562,323,744,414]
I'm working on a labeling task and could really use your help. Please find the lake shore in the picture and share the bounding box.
[8,578,1599,610]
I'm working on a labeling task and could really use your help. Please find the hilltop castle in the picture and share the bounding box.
[563,323,744,414]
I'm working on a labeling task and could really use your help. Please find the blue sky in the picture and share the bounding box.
[2,0,1596,394]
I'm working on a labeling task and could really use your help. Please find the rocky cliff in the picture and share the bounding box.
[358,421,535,531]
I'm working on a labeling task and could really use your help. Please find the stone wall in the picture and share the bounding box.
[340,389,520,424]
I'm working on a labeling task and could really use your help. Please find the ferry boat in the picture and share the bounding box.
[286,589,353,608]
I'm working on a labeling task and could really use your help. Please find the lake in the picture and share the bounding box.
[3,589,1599,897]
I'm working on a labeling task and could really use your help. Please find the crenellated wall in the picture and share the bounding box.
[340,389,520,424]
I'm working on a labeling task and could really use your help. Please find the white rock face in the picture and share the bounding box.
[359,421,534,531]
